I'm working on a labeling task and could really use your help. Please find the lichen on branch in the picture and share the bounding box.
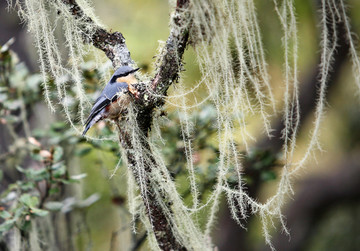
[11,0,360,250]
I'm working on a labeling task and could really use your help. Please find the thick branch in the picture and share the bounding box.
[62,0,191,250]
[151,0,190,96]
[118,126,185,251]
[116,1,191,249]
[61,0,133,68]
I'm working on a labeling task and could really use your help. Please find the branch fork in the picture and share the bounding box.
[61,0,191,250]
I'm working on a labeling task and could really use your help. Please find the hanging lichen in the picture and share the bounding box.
[9,0,360,250]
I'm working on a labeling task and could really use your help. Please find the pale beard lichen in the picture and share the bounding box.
[12,0,105,135]
[10,0,360,250]
[161,0,360,250]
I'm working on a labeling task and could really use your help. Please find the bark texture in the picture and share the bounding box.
[61,0,191,250]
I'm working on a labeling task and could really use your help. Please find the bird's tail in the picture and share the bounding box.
[82,111,104,136]
[82,121,93,136]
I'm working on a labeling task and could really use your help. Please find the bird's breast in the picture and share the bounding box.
[105,96,131,119]
[116,75,137,85]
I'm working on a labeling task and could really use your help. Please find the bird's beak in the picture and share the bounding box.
[131,68,140,74]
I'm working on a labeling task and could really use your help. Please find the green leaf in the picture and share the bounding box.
[0,219,16,233]
[20,182,35,191]
[260,171,277,181]
[52,164,66,178]
[30,151,43,162]
[14,206,25,219]
[32,128,47,138]
[0,210,12,219]
[16,165,26,173]
[19,218,31,231]
[53,146,64,162]
[49,187,60,195]
[51,162,64,170]
[59,179,76,185]
[51,122,67,131]
[20,194,39,208]
[30,208,48,217]
[25,168,48,181]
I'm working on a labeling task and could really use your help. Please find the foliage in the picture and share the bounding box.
[159,106,280,201]
[0,44,99,249]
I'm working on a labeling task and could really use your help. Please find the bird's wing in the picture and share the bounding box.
[83,82,128,133]
[84,97,110,124]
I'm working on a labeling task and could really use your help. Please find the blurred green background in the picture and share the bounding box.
[1,0,360,250]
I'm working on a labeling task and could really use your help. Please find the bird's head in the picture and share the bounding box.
[111,66,140,83]
[111,66,140,98]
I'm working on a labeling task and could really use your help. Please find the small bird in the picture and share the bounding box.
[82,66,139,136]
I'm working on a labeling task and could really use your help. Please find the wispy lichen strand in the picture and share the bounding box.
[13,0,106,134]
[168,0,360,249]
[11,0,360,250]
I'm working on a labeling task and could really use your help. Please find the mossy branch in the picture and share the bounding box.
[151,0,190,96]
[62,0,191,250]
[61,0,133,68]
[117,124,186,251]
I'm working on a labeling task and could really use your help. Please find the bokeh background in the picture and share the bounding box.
[1,0,360,250]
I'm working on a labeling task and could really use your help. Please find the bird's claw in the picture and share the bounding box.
[129,85,140,99]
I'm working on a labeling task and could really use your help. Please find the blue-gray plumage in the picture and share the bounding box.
[82,66,139,136]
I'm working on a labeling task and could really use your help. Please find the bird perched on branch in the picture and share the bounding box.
[82,66,140,136]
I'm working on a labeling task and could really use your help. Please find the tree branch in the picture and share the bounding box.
[151,0,190,95]
[117,126,185,251]
[62,0,191,250]
[61,0,133,68]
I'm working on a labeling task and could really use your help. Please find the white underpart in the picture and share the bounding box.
[88,109,106,130]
